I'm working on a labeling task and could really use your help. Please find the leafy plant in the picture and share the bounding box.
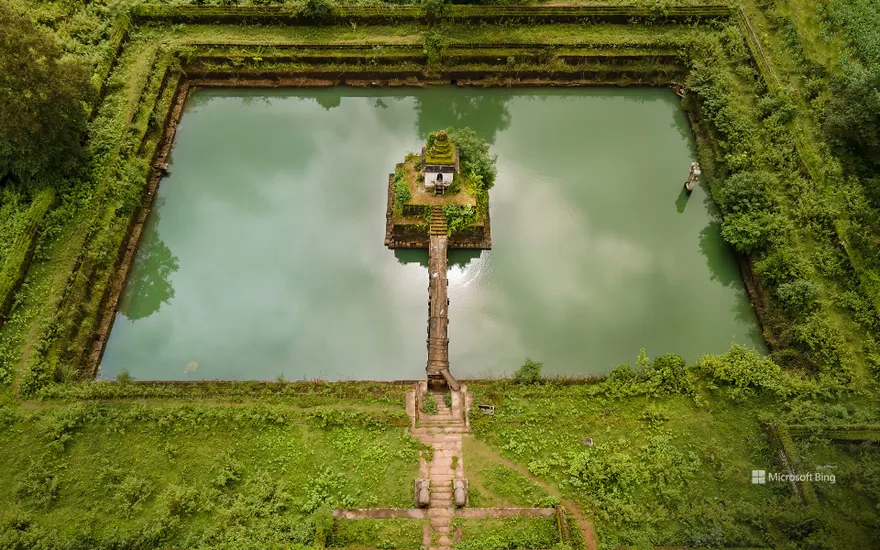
[512,358,543,384]
[698,344,789,401]
[0,2,93,187]
[446,127,497,191]
[443,204,476,235]
[420,394,437,415]
[15,460,61,509]
[301,0,335,23]
[393,164,410,212]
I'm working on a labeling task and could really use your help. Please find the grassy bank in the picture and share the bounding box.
[0,401,419,548]
[1,1,879,548]
[467,354,880,548]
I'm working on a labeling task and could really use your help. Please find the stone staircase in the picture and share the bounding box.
[429,205,447,236]
[412,389,466,549]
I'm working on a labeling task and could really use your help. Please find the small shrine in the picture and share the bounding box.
[383,128,492,250]
[421,130,460,196]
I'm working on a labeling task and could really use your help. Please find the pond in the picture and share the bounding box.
[100,87,764,381]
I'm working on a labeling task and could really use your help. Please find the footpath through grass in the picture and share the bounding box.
[468,353,880,549]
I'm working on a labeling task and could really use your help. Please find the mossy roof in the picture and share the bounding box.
[425,131,456,165]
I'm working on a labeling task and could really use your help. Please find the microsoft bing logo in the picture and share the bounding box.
[751,470,766,484]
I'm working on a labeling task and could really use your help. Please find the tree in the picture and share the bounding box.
[301,0,335,23]
[512,358,542,384]
[0,2,92,187]
[824,62,880,175]
[446,127,497,190]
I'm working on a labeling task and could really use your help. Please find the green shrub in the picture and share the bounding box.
[420,394,437,415]
[644,353,692,394]
[16,461,60,509]
[159,484,204,518]
[698,344,789,401]
[443,203,476,235]
[776,279,821,315]
[393,164,410,209]
[0,3,92,187]
[301,0,335,23]
[446,127,497,191]
[512,358,543,384]
[721,211,774,254]
[715,170,776,214]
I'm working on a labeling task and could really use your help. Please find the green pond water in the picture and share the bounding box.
[101,87,764,381]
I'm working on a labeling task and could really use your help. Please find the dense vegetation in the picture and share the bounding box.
[0,398,421,548]
[0,2,91,189]
[470,352,880,547]
[0,0,878,547]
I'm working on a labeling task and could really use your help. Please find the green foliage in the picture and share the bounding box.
[0,2,92,187]
[446,127,497,191]
[714,171,777,254]
[455,517,559,550]
[329,517,425,548]
[392,164,411,213]
[420,394,437,415]
[306,406,405,429]
[643,353,692,394]
[422,30,444,67]
[720,211,774,254]
[714,170,776,214]
[312,505,334,547]
[443,203,476,235]
[824,62,880,177]
[566,434,701,522]
[424,0,448,19]
[15,460,61,509]
[512,357,543,384]
[301,0,335,23]
[776,279,821,315]
[0,188,52,341]
[698,344,789,401]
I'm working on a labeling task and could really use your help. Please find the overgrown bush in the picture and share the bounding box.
[512,358,543,384]
[775,279,820,315]
[0,2,92,188]
[446,127,497,191]
[393,164,410,214]
[15,460,61,509]
[420,394,437,415]
[443,203,476,235]
[644,353,692,394]
[301,0,335,23]
[698,344,789,401]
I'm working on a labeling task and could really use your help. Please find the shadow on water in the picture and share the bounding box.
[699,219,765,346]
[448,249,481,269]
[414,89,512,143]
[699,221,737,288]
[394,248,482,270]
[394,249,429,268]
[675,186,691,213]
[118,201,179,320]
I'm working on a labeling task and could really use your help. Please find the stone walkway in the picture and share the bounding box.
[410,385,466,549]
[330,383,597,549]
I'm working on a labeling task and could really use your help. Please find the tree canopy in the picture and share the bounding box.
[0,2,92,187]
